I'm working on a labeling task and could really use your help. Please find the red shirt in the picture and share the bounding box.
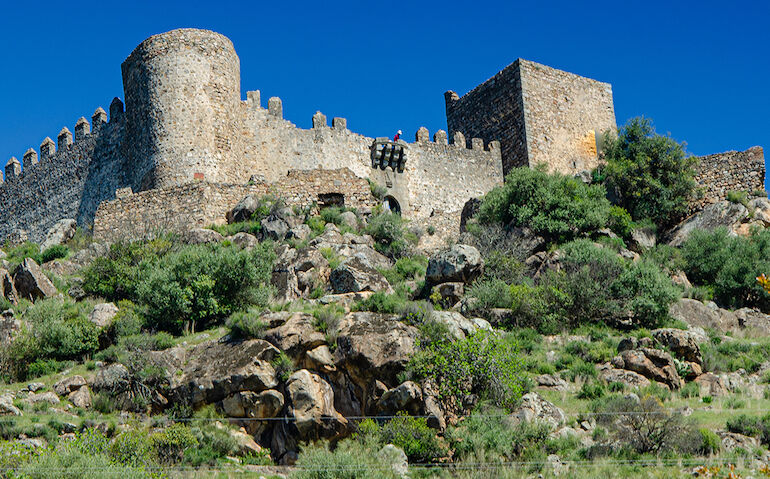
[393,133,400,142]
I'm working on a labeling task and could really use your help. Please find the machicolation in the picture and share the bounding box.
[0,28,765,246]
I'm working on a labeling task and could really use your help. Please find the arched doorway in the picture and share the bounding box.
[383,195,401,214]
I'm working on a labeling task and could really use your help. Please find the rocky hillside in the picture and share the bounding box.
[1,120,770,478]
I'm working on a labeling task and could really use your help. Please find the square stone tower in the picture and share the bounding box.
[445,59,616,176]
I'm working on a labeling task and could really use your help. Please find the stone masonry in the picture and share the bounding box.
[691,146,766,211]
[445,59,616,176]
[0,28,765,245]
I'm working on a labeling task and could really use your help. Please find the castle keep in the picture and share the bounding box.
[0,29,765,245]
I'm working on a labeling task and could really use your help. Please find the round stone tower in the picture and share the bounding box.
[121,28,242,191]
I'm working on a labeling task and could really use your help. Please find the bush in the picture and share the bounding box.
[357,415,448,463]
[680,381,700,398]
[365,210,413,258]
[1,299,99,380]
[477,165,611,243]
[105,301,145,342]
[546,240,679,329]
[594,395,694,454]
[272,352,296,382]
[406,331,526,412]
[132,242,275,333]
[607,205,635,241]
[699,428,721,455]
[681,227,770,310]
[40,244,69,263]
[226,308,268,339]
[292,440,401,479]
[353,291,408,314]
[600,117,697,229]
[379,255,427,285]
[727,190,750,206]
[577,381,605,400]
[118,332,175,352]
[467,279,513,310]
[149,423,198,464]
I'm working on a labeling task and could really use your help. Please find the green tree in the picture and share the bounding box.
[601,117,697,229]
[478,165,611,243]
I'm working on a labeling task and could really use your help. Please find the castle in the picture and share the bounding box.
[0,29,765,246]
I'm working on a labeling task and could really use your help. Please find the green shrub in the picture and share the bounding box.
[406,331,526,412]
[319,247,342,270]
[150,423,198,464]
[3,241,41,267]
[136,242,275,333]
[726,414,766,439]
[379,255,427,285]
[106,301,145,341]
[601,117,697,229]
[27,358,70,379]
[577,381,605,400]
[272,352,296,383]
[467,279,512,310]
[208,220,261,237]
[185,422,239,466]
[108,429,155,468]
[226,308,268,339]
[607,205,635,241]
[680,381,700,398]
[357,415,448,463]
[681,227,770,310]
[312,304,344,333]
[118,332,175,352]
[727,190,750,206]
[368,179,387,201]
[365,211,412,258]
[40,244,69,263]
[352,291,408,314]
[699,428,721,455]
[477,164,611,243]
[292,440,400,479]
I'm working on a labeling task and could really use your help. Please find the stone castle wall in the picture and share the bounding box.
[93,168,377,242]
[691,146,765,211]
[445,59,616,176]
[0,104,129,243]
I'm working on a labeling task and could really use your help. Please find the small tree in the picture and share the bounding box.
[600,117,697,230]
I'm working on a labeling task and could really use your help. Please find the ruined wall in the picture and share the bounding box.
[93,168,378,242]
[445,59,616,176]
[445,61,528,175]
[691,146,766,211]
[0,105,128,243]
[121,29,243,191]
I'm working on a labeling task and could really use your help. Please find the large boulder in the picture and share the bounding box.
[669,299,740,334]
[69,386,92,409]
[376,381,423,415]
[262,312,326,356]
[13,258,58,301]
[667,201,748,247]
[652,328,702,364]
[167,339,280,407]
[330,257,392,294]
[40,219,77,252]
[182,228,224,245]
[54,375,88,396]
[88,303,119,328]
[612,348,682,389]
[0,268,17,305]
[431,311,492,340]
[228,232,259,250]
[511,392,566,428]
[91,363,130,391]
[334,313,419,389]
[426,244,483,284]
[0,315,21,344]
[695,373,729,397]
[597,364,651,389]
[734,308,770,335]
[261,216,290,241]
[285,369,348,440]
[227,195,260,224]
[750,198,770,225]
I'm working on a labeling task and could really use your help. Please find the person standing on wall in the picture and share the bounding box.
[393,130,402,142]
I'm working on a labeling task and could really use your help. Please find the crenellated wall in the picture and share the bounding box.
[0,103,129,243]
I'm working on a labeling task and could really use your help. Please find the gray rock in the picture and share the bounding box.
[667,201,748,247]
[338,211,358,230]
[263,312,326,356]
[512,392,566,427]
[182,228,224,245]
[27,382,45,393]
[652,328,702,364]
[330,257,392,294]
[54,375,88,396]
[536,374,571,391]
[376,381,422,415]
[0,315,21,344]
[13,258,58,301]
[378,444,409,478]
[23,392,60,406]
[287,224,311,241]
[431,282,464,307]
[612,348,682,389]
[88,303,118,328]
[734,308,770,335]
[431,311,491,340]
[670,298,740,334]
[0,268,17,305]
[228,232,258,249]
[286,369,347,441]
[426,244,483,284]
[69,386,92,409]
[597,363,651,389]
[91,364,130,391]
[261,216,289,241]
[630,228,656,251]
[40,219,77,252]
[227,195,260,224]
[750,198,770,225]
[0,397,21,416]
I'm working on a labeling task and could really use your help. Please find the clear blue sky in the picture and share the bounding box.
[0,1,767,180]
